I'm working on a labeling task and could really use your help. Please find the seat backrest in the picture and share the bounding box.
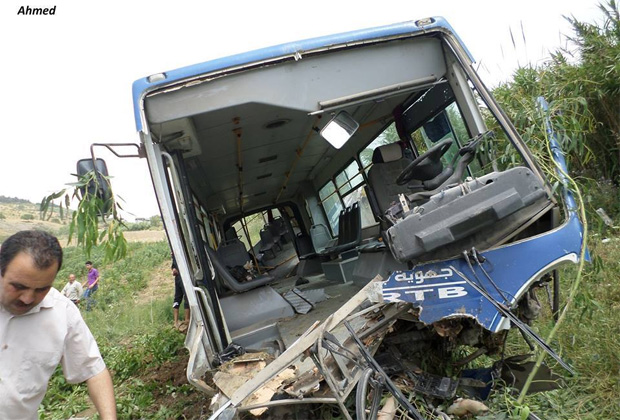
[217,240,250,268]
[367,143,413,215]
[310,224,333,253]
[337,207,349,242]
[266,223,281,243]
[224,227,239,243]
[318,202,362,257]
[260,228,275,249]
[346,201,362,246]
[272,216,288,236]
[295,233,316,259]
[333,201,362,252]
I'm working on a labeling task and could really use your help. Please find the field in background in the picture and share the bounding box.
[0,198,165,245]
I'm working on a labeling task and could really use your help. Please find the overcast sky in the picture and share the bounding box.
[0,0,603,220]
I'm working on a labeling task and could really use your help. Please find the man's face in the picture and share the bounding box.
[86,263,93,272]
[69,274,76,283]
[0,252,58,315]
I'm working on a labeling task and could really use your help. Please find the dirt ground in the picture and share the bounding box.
[0,218,61,240]
[124,230,167,243]
[141,351,213,419]
[0,201,166,245]
[133,258,215,418]
[134,259,174,305]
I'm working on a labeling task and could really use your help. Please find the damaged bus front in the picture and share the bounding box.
[124,17,586,418]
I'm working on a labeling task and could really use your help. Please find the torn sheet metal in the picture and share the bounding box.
[283,288,330,314]
[497,355,564,394]
[212,280,402,419]
[283,289,313,314]
[301,288,329,305]
[382,212,585,332]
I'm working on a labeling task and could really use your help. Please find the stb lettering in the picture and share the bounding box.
[438,286,467,299]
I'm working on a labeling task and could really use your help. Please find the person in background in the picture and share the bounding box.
[61,273,83,306]
[82,260,100,311]
[171,259,190,330]
[0,230,117,419]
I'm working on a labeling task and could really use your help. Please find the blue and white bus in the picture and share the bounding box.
[89,16,585,418]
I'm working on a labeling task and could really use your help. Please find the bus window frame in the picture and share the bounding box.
[318,157,377,236]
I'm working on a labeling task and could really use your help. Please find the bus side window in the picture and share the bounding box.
[318,181,343,235]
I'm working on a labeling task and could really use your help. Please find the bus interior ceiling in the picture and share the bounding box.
[145,36,448,222]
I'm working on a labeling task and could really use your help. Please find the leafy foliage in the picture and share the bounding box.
[491,0,619,220]
[40,170,127,262]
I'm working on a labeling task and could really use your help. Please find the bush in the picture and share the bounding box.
[149,215,162,228]
[124,221,151,231]
[0,212,5,220]
[20,213,34,220]
[492,0,619,186]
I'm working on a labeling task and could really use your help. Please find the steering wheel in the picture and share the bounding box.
[396,138,453,185]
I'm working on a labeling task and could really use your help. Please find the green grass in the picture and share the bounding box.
[475,235,620,419]
[54,241,170,307]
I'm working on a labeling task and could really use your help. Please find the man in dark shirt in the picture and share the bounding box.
[171,259,190,330]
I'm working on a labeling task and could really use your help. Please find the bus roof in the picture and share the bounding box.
[132,16,470,132]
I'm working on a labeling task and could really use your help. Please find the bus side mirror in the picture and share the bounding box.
[76,158,113,214]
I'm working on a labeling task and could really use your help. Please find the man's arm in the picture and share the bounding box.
[86,368,117,419]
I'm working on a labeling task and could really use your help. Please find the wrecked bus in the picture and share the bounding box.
[89,16,585,418]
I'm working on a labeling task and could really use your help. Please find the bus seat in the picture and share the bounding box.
[272,217,290,243]
[310,224,333,254]
[266,223,283,248]
[224,227,239,243]
[367,143,413,215]
[295,232,316,260]
[206,246,274,293]
[320,202,362,257]
[217,240,251,268]
[259,228,278,259]
[319,203,363,282]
